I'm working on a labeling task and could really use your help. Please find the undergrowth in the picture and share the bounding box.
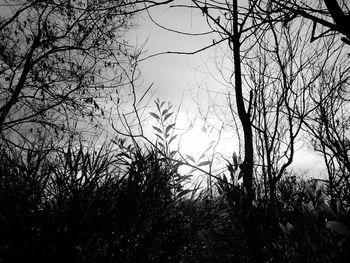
[1,140,349,262]
[0,100,349,262]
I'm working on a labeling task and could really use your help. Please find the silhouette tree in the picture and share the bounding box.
[245,16,346,216]
[0,0,170,148]
[302,57,350,210]
[265,0,350,45]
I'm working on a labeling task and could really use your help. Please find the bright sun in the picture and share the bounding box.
[179,126,215,162]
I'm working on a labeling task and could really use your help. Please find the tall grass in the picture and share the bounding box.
[0,141,191,262]
[1,136,350,262]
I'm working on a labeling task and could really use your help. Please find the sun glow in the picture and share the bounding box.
[179,125,216,162]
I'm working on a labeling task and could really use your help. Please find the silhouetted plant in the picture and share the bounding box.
[0,139,194,262]
[1,126,350,263]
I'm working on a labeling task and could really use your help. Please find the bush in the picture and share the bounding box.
[1,141,350,262]
[0,143,191,262]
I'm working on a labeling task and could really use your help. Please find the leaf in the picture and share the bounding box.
[305,184,314,200]
[152,126,163,134]
[198,160,211,167]
[320,203,337,217]
[177,189,192,198]
[150,112,160,120]
[217,185,223,195]
[155,133,163,141]
[199,153,206,160]
[158,141,165,149]
[186,154,195,163]
[163,112,173,122]
[165,123,175,134]
[326,221,350,235]
[204,144,214,152]
[168,134,177,144]
[279,223,288,234]
[209,140,216,145]
[162,108,169,117]
[155,99,160,111]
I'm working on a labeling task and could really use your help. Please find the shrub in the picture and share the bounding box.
[0,142,191,262]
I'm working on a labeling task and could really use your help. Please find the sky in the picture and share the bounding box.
[130,2,214,105]
[127,2,326,178]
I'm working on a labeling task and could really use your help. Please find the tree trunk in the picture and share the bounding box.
[324,0,350,40]
[232,0,254,207]
[232,1,262,262]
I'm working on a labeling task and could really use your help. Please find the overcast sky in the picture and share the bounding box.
[127,2,326,178]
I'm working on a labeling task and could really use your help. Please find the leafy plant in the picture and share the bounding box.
[150,98,177,158]
[0,139,192,262]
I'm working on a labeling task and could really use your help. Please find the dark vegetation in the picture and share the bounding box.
[1,119,350,263]
[1,0,350,262]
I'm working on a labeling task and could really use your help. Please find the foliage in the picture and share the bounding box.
[0,140,193,262]
[149,98,177,158]
[1,135,350,262]
[274,177,350,263]
[0,0,138,146]
[2,1,350,262]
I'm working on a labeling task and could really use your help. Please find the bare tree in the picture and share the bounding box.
[243,15,346,216]
[138,0,350,260]
[265,0,350,45]
[302,57,350,209]
[179,0,258,206]
[0,0,171,148]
